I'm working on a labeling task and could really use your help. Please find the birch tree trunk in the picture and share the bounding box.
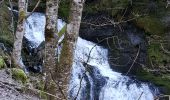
[44,0,59,99]
[57,0,85,99]
[12,0,27,70]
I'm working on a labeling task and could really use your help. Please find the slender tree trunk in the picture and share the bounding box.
[57,0,85,99]
[12,0,27,70]
[44,0,59,99]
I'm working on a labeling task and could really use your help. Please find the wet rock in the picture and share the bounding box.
[22,37,44,73]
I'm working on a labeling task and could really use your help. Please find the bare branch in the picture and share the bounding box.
[49,70,67,100]
[137,92,144,100]
[81,14,146,27]
[25,0,41,19]
[160,43,170,54]
[126,45,140,75]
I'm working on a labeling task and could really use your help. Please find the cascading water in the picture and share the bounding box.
[24,13,46,48]
[24,13,66,47]
[69,37,158,100]
[24,13,159,100]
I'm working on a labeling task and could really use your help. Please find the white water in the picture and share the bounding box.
[69,37,157,100]
[24,13,65,48]
[24,13,158,100]
[24,13,45,47]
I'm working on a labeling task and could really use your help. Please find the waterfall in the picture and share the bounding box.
[24,13,159,100]
[69,37,158,100]
[24,13,65,48]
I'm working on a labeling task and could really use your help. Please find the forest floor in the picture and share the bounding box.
[0,69,40,100]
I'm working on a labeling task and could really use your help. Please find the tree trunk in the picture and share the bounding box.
[44,0,59,100]
[12,0,27,70]
[57,0,85,99]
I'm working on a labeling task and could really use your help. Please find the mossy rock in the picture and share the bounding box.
[0,56,5,69]
[11,68,28,84]
[135,16,166,35]
[136,69,170,94]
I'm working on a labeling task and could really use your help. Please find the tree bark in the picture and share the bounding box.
[57,0,85,99]
[44,0,59,100]
[12,0,27,70]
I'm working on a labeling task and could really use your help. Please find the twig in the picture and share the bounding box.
[74,75,84,100]
[81,14,146,27]
[120,7,128,21]
[18,0,41,23]
[25,0,41,19]
[126,45,140,75]
[160,43,170,54]
[137,92,144,100]
[49,70,67,100]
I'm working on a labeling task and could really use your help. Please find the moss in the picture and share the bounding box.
[136,69,170,94]
[135,16,165,35]
[148,43,162,64]
[11,68,28,84]
[0,56,5,69]
[84,0,129,16]
[58,24,66,38]
[148,43,170,65]
[19,10,26,22]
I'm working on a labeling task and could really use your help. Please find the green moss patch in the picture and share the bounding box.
[85,0,129,16]
[136,16,165,35]
[136,69,170,94]
[58,24,66,38]
[11,68,28,84]
[0,56,5,69]
[148,43,170,66]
